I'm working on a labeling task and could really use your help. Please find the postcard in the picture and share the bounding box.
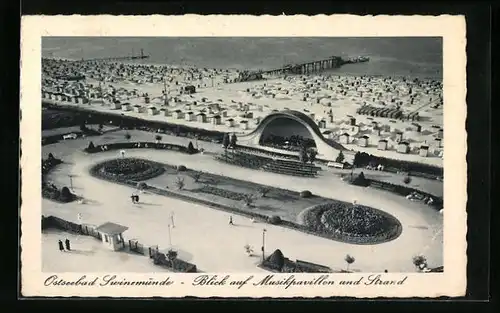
[20,14,467,298]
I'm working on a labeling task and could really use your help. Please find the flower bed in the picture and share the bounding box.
[194,185,246,201]
[302,202,402,244]
[90,158,166,182]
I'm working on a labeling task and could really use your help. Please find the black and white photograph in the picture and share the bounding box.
[20,15,467,298]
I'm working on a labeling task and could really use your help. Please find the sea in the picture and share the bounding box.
[42,37,443,80]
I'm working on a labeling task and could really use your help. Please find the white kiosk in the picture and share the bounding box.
[95,222,129,251]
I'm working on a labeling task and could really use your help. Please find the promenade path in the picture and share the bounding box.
[42,133,443,272]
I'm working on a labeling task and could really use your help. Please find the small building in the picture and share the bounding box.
[395,132,404,143]
[434,137,442,148]
[221,111,228,118]
[159,108,169,117]
[419,145,429,157]
[437,128,444,139]
[358,135,369,147]
[317,120,327,129]
[196,112,207,123]
[397,141,410,154]
[185,111,195,121]
[339,133,350,144]
[349,117,356,126]
[411,123,422,132]
[226,118,235,127]
[371,121,378,129]
[377,139,388,151]
[133,105,143,113]
[121,103,132,111]
[245,111,254,119]
[240,120,248,130]
[95,222,128,252]
[173,109,184,119]
[112,101,122,109]
[148,107,158,115]
[211,115,222,125]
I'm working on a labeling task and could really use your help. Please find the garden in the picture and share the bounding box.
[301,202,402,244]
[90,158,166,182]
[89,157,403,245]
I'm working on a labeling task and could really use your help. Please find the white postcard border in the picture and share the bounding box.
[20,14,467,298]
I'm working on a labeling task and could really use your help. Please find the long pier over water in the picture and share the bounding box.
[262,56,368,76]
[81,49,150,62]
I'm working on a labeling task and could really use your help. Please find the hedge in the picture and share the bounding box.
[84,141,199,155]
[152,252,198,273]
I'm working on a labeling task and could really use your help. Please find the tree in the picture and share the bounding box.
[403,175,412,184]
[335,151,345,163]
[242,193,254,207]
[155,135,162,143]
[258,186,271,198]
[187,141,196,154]
[48,153,55,160]
[268,249,285,272]
[230,133,238,149]
[192,171,202,182]
[125,132,131,141]
[175,176,185,190]
[344,254,355,271]
[60,186,73,202]
[412,255,427,271]
[87,141,95,151]
[308,149,318,164]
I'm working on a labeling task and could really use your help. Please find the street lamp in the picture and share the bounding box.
[170,212,175,228]
[167,224,172,247]
[68,175,74,190]
[261,229,267,262]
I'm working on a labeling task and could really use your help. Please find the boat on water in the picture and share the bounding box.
[342,55,370,64]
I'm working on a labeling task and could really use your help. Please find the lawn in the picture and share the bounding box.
[142,165,326,223]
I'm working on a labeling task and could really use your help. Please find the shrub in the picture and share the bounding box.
[258,186,271,197]
[267,249,285,272]
[412,255,427,269]
[403,176,412,184]
[335,151,345,163]
[187,141,196,154]
[59,186,75,202]
[87,141,95,151]
[192,171,202,182]
[300,190,312,198]
[175,176,185,190]
[177,165,187,172]
[268,215,282,225]
[137,182,148,190]
[350,171,370,187]
[125,133,131,141]
[48,153,55,160]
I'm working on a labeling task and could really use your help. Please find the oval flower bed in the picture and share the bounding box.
[90,158,166,182]
[302,202,402,244]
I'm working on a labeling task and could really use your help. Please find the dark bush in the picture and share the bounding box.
[268,215,282,225]
[349,171,370,187]
[137,182,148,190]
[187,141,196,154]
[267,249,285,271]
[48,153,55,160]
[403,176,412,184]
[300,190,312,198]
[59,186,75,202]
[177,165,187,171]
[87,141,95,150]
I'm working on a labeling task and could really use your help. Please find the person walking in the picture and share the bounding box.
[58,239,65,252]
[229,216,233,225]
[65,238,71,251]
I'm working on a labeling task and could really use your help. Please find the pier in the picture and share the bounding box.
[81,49,150,62]
[261,56,368,76]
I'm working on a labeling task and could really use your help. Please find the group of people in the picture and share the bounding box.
[58,238,72,252]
